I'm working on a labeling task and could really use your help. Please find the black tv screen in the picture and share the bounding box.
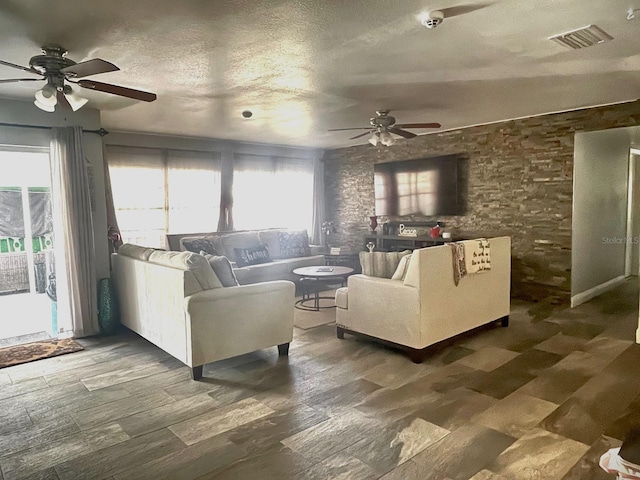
[374,155,460,216]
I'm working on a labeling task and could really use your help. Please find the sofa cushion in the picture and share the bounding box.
[201,253,239,287]
[234,244,271,267]
[278,230,311,258]
[258,229,287,259]
[391,253,412,281]
[359,250,411,278]
[147,250,223,290]
[180,236,217,255]
[220,232,262,262]
[118,243,155,261]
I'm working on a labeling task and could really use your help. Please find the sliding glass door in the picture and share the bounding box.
[0,148,58,345]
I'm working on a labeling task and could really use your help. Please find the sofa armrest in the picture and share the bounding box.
[343,274,421,348]
[184,280,295,367]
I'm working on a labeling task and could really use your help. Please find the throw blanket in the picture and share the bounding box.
[449,239,491,286]
[449,242,467,286]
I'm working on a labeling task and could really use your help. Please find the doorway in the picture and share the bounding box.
[0,147,57,346]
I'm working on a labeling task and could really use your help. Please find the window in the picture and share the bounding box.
[232,154,314,232]
[107,146,221,248]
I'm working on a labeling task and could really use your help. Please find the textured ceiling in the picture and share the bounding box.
[0,0,639,149]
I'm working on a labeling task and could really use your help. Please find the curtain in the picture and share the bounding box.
[310,155,325,245]
[50,126,99,337]
[102,145,123,258]
[217,151,234,232]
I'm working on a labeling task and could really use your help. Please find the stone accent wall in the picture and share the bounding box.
[323,100,640,303]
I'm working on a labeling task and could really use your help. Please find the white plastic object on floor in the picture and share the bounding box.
[600,448,640,479]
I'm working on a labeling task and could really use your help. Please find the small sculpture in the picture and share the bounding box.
[366,242,375,253]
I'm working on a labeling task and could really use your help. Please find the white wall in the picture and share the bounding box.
[0,98,110,280]
[571,127,635,306]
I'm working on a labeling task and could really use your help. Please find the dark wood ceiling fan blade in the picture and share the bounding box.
[56,91,72,111]
[0,59,41,75]
[395,122,442,129]
[77,79,157,102]
[328,127,371,131]
[60,59,119,78]
[0,78,43,83]
[350,131,373,140]
[389,128,416,139]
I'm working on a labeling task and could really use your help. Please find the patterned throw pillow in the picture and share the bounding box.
[182,237,217,255]
[359,250,412,278]
[234,244,271,267]
[278,231,311,258]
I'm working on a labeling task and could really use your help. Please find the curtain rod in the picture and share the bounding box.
[0,122,109,136]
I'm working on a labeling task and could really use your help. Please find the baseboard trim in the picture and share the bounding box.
[571,275,627,308]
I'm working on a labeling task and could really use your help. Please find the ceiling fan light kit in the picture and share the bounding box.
[329,109,441,147]
[0,45,157,113]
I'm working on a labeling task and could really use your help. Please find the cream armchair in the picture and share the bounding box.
[335,237,511,362]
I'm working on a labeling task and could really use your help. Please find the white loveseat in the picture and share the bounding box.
[335,236,511,362]
[111,244,295,379]
[166,229,325,285]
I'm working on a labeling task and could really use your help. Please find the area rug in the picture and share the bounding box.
[0,338,84,369]
[293,289,337,330]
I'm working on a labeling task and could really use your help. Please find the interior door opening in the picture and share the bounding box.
[0,147,59,347]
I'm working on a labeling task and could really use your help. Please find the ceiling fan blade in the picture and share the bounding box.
[77,79,157,102]
[0,59,41,75]
[56,91,72,111]
[60,59,119,78]
[395,122,442,129]
[0,78,43,83]
[328,127,371,131]
[350,131,373,140]
[389,128,416,139]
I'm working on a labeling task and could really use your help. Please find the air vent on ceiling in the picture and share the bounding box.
[549,24,613,50]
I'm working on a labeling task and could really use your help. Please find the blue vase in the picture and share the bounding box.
[97,277,119,335]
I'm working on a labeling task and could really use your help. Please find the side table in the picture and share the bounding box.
[324,250,361,273]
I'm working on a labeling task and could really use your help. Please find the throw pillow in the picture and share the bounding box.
[201,252,239,287]
[182,236,217,255]
[391,253,412,281]
[278,230,311,258]
[359,250,412,278]
[234,244,272,267]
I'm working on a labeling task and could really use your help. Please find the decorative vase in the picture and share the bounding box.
[369,215,378,232]
[97,277,120,335]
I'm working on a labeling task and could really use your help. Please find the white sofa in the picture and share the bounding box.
[335,236,511,362]
[166,229,325,285]
[111,244,295,379]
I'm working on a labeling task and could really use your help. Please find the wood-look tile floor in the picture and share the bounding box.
[2,279,640,479]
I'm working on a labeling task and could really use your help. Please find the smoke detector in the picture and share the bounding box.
[421,10,444,29]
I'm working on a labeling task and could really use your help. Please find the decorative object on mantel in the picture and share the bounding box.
[369,215,378,232]
[430,223,442,239]
[366,242,375,253]
[321,221,336,249]
[397,223,418,237]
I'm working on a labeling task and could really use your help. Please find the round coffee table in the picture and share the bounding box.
[293,265,354,311]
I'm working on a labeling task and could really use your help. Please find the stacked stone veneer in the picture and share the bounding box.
[323,100,640,303]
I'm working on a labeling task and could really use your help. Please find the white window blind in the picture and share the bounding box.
[107,146,221,248]
[232,154,314,232]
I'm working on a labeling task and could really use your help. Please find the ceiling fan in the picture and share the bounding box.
[329,110,441,146]
[0,45,157,112]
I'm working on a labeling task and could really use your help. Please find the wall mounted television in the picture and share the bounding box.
[374,154,462,217]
